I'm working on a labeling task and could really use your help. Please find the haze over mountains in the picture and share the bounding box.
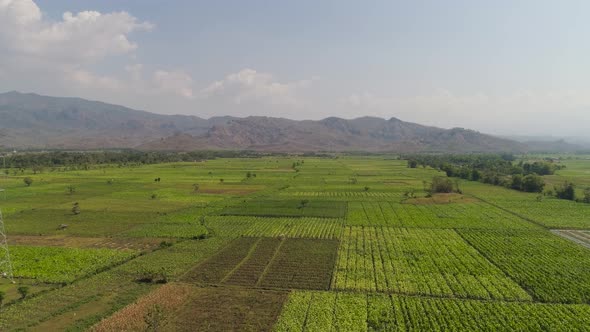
[0,91,583,153]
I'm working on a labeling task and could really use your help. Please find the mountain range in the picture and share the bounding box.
[0,91,581,153]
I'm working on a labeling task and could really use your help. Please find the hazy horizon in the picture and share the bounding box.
[1,0,589,137]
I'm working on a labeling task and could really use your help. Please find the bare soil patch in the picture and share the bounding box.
[91,284,287,332]
[183,237,339,290]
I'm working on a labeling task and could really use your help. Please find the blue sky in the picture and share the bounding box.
[2,0,589,136]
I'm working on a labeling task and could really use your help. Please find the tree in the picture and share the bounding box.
[583,188,590,204]
[17,286,29,299]
[521,174,545,193]
[298,199,309,209]
[404,190,416,198]
[32,166,44,174]
[471,169,481,181]
[555,181,576,201]
[430,176,454,193]
[219,178,224,183]
[0,290,5,307]
[72,202,81,215]
[510,174,523,190]
[23,177,33,187]
[67,185,76,195]
[407,160,418,168]
[192,183,200,192]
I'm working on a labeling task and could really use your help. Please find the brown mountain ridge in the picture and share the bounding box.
[0,91,527,152]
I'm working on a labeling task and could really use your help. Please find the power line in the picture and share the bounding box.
[0,208,15,283]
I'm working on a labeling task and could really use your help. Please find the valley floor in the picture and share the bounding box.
[1,157,589,331]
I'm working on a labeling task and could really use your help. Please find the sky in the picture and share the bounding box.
[1,0,589,137]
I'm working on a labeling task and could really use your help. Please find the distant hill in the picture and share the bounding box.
[0,91,528,152]
[503,135,590,152]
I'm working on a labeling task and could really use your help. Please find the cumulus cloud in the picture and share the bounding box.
[153,70,194,99]
[0,0,197,103]
[200,68,315,106]
[0,0,152,63]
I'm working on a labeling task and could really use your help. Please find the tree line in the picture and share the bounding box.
[404,154,589,203]
[0,150,282,169]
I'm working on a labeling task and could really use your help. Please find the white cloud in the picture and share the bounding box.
[65,68,121,90]
[153,70,194,99]
[200,68,315,106]
[0,0,152,63]
[0,0,198,104]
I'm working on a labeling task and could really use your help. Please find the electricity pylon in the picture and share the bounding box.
[0,208,15,283]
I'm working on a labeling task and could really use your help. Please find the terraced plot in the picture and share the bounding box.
[184,237,339,290]
[332,227,531,301]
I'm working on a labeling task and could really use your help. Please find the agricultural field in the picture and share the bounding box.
[0,155,589,330]
[551,229,590,249]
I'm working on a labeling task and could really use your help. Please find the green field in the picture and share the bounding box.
[0,156,589,330]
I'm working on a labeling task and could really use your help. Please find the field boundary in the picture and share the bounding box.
[550,230,590,249]
[466,194,547,229]
[454,229,538,302]
[255,238,285,287]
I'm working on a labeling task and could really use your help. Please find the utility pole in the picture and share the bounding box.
[0,209,15,283]
[0,153,6,200]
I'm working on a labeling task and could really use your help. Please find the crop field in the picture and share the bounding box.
[0,156,589,330]
[220,199,347,218]
[551,229,590,249]
[205,215,343,239]
[332,227,531,300]
[463,181,590,229]
[10,245,136,283]
[459,229,590,303]
[184,237,338,290]
[346,200,539,229]
[275,291,590,331]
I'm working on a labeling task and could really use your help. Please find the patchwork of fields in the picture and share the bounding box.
[0,156,589,331]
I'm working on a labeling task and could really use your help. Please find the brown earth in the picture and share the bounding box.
[183,237,339,290]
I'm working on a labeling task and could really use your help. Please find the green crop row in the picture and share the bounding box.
[220,199,347,218]
[459,229,590,303]
[346,201,538,229]
[206,215,343,239]
[274,291,590,331]
[332,227,531,301]
[10,245,136,283]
